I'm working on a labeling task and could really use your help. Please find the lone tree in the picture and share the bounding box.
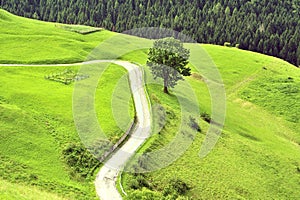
[147,37,191,94]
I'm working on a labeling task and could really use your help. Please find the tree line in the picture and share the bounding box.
[1,0,299,66]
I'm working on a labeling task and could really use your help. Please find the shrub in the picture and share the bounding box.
[128,177,140,190]
[163,178,190,196]
[62,142,100,179]
[200,112,211,123]
[128,174,150,190]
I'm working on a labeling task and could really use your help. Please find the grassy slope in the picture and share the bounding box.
[95,64,135,142]
[0,9,135,199]
[121,45,300,199]
[0,64,133,199]
[0,9,151,64]
[0,179,67,200]
[0,9,114,64]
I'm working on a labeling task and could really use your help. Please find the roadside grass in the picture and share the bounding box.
[0,63,134,199]
[95,64,135,142]
[120,45,300,199]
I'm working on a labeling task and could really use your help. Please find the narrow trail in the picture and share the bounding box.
[94,61,151,200]
[0,60,151,200]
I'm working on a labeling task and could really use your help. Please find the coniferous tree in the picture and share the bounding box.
[0,0,298,67]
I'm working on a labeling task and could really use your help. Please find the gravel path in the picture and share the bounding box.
[94,61,151,200]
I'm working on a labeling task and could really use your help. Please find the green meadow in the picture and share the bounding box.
[0,178,67,200]
[0,63,133,199]
[120,45,300,199]
[0,9,114,64]
[1,9,300,199]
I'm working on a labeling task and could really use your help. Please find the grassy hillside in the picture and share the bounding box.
[120,45,300,199]
[1,9,299,200]
[0,9,114,64]
[0,64,134,199]
[0,179,68,200]
[0,9,151,64]
[0,10,137,199]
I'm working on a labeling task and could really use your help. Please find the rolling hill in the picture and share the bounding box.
[121,45,300,199]
[0,9,299,199]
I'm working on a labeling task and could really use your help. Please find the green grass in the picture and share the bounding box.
[0,64,134,199]
[0,10,137,199]
[0,9,152,64]
[120,44,300,199]
[0,9,114,64]
[95,64,135,143]
[0,179,67,200]
[1,8,300,200]
[239,62,300,128]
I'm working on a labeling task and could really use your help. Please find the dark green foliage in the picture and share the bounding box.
[163,178,190,196]
[200,112,211,123]
[128,174,150,190]
[0,0,299,66]
[147,37,191,93]
[124,173,190,200]
[62,142,100,179]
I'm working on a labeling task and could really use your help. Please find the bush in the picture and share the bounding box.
[163,178,190,196]
[235,43,240,48]
[128,174,150,190]
[200,112,211,123]
[62,142,100,179]
[224,42,231,47]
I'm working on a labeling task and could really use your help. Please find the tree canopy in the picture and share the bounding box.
[147,37,191,94]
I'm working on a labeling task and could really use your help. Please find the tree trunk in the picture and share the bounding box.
[164,86,169,94]
[163,75,169,94]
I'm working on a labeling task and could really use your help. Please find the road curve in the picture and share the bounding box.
[1,60,151,200]
[94,61,151,200]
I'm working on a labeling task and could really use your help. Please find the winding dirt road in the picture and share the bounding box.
[1,60,151,200]
[94,61,151,200]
